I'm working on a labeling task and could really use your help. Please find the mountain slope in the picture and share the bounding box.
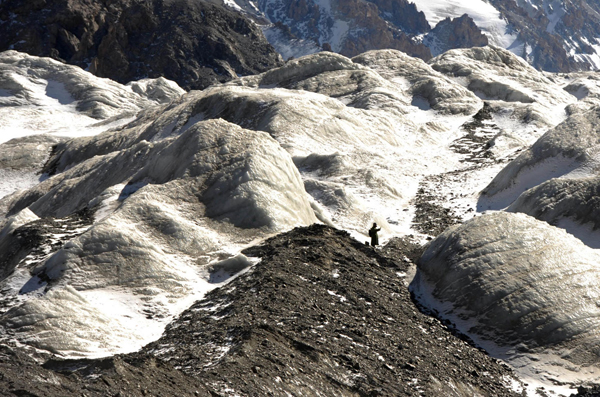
[407,0,600,72]
[0,0,283,90]
[221,0,600,73]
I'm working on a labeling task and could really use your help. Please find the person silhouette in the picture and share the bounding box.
[368,223,381,247]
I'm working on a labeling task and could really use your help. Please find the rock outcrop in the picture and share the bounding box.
[424,14,489,57]
[0,0,283,90]
[487,0,600,72]
[256,0,433,60]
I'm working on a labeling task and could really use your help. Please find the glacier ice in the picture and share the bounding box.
[0,118,317,356]
[480,107,600,212]
[352,50,481,115]
[430,46,574,126]
[0,45,594,375]
[0,51,184,144]
[412,211,600,385]
[507,177,600,247]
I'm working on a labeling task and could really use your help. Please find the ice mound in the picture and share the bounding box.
[231,51,414,115]
[412,211,600,382]
[352,50,481,115]
[126,78,186,105]
[5,118,316,226]
[1,47,585,359]
[0,118,316,356]
[36,50,464,240]
[430,46,574,127]
[0,50,184,143]
[479,107,600,212]
[237,52,364,88]
[9,70,428,239]
[234,49,482,115]
[2,286,162,356]
[0,134,67,201]
[561,73,600,114]
[506,177,600,247]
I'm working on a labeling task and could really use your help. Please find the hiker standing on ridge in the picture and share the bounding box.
[368,223,381,247]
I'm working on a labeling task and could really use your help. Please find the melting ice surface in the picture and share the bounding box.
[1,46,600,395]
[411,212,600,395]
[414,102,600,393]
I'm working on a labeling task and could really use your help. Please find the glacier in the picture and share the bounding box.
[479,105,600,247]
[4,44,600,394]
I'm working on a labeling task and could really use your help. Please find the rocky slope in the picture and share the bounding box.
[259,0,433,59]
[221,0,600,72]
[424,14,489,57]
[488,0,600,71]
[221,0,491,61]
[0,0,283,90]
[0,225,523,397]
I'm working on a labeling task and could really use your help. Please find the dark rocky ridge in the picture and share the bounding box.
[0,224,523,396]
[257,0,433,60]
[424,14,489,56]
[0,0,284,90]
[487,0,600,72]
[365,0,431,35]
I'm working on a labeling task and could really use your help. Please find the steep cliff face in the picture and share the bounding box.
[233,0,600,73]
[424,14,489,57]
[0,0,283,90]
[256,0,433,60]
[365,0,430,34]
[449,0,600,72]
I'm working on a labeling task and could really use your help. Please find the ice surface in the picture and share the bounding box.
[412,211,600,388]
[0,118,317,356]
[430,46,575,123]
[0,51,184,144]
[353,50,481,115]
[480,107,600,213]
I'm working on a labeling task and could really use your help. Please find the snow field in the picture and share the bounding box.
[0,116,319,356]
[0,50,184,145]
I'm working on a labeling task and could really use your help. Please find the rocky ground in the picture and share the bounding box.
[0,224,525,396]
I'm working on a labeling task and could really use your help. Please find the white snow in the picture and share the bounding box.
[0,51,184,145]
[0,117,317,357]
[0,169,40,199]
[542,0,566,34]
[410,0,519,50]
[223,0,243,12]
